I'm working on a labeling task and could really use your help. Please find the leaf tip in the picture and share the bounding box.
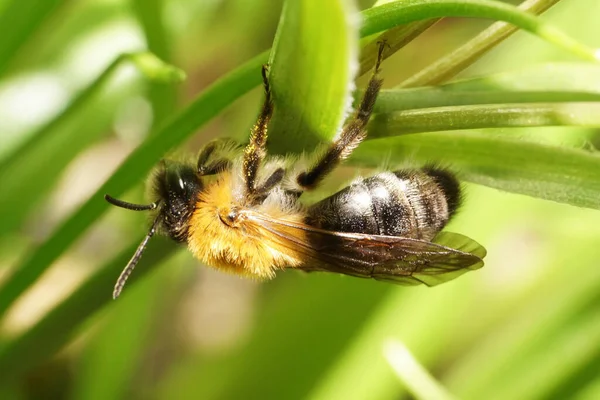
[130,52,187,84]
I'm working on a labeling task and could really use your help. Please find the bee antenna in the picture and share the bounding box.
[113,211,161,299]
[105,194,158,211]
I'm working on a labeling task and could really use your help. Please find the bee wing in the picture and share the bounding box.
[246,212,486,287]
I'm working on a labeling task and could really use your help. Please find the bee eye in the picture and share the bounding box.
[164,165,202,200]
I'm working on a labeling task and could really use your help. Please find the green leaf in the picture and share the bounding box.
[373,63,600,112]
[128,52,186,84]
[16,2,125,70]
[360,0,599,61]
[267,0,359,152]
[488,313,600,400]
[384,340,457,400]
[72,3,178,395]
[351,133,600,209]
[0,0,67,75]
[576,380,600,400]
[439,62,600,93]
[0,52,184,239]
[307,282,474,400]
[0,238,176,383]
[444,238,600,399]
[375,91,600,113]
[131,0,179,125]
[368,103,600,134]
[69,261,176,400]
[156,275,394,400]
[399,0,562,87]
[359,19,439,76]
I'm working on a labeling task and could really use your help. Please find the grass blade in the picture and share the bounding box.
[0,52,184,238]
[359,19,440,76]
[444,239,600,399]
[361,0,599,61]
[69,259,176,400]
[368,103,600,134]
[375,90,600,112]
[0,238,176,383]
[372,62,600,111]
[384,340,457,400]
[307,283,473,400]
[131,0,178,126]
[70,3,178,396]
[157,275,394,400]
[399,0,562,87]
[0,0,67,75]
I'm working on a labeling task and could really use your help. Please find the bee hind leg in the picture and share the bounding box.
[256,167,285,194]
[296,42,385,191]
[250,167,286,204]
[243,64,274,195]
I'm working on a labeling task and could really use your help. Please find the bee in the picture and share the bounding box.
[106,44,486,299]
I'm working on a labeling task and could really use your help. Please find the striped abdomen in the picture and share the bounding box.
[307,168,461,240]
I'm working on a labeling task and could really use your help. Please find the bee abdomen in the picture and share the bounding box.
[307,168,460,240]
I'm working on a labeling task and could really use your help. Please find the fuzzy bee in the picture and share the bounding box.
[106,45,486,299]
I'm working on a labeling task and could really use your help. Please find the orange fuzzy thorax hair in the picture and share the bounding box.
[186,172,304,279]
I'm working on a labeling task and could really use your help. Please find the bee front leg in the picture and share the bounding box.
[296,42,386,191]
[243,64,274,196]
[197,138,239,176]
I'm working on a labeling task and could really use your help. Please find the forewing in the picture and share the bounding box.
[246,211,485,287]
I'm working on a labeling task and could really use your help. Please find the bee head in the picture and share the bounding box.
[155,162,203,211]
[105,160,203,299]
[152,162,202,242]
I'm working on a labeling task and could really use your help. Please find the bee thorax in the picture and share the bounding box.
[187,172,303,279]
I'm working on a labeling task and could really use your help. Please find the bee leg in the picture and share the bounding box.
[198,159,231,176]
[255,168,285,194]
[250,167,285,203]
[243,64,274,195]
[296,43,385,191]
[197,138,238,176]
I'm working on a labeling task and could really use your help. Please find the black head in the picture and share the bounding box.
[105,160,203,299]
[152,161,203,242]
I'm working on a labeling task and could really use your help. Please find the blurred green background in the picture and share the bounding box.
[0,0,599,399]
